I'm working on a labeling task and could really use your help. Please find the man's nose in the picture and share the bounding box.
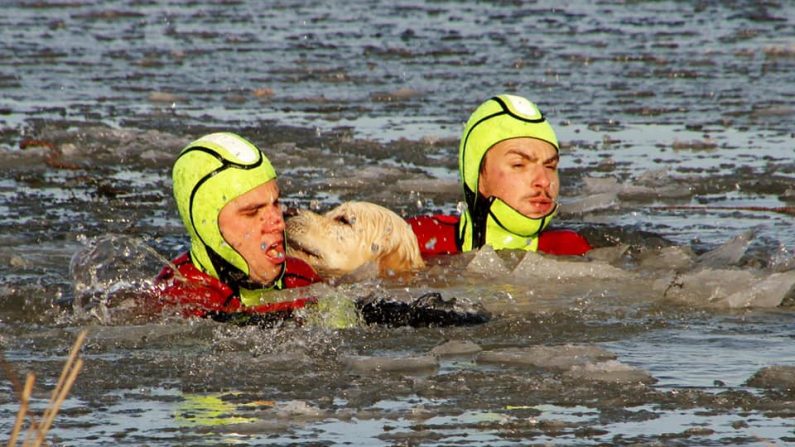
[530,164,551,188]
[261,208,286,232]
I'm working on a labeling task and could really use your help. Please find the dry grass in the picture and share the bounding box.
[4,330,87,447]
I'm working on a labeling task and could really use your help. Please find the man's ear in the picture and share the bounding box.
[477,153,490,196]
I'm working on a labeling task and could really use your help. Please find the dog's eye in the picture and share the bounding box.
[335,215,355,225]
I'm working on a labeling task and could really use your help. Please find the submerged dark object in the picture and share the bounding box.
[194,292,491,328]
[355,292,491,328]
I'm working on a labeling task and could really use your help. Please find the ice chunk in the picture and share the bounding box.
[430,340,482,357]
[696,229,754,268]
[656,268,757,304]
[341,355,439,374]
[394,178,459,194]
[580,172,692,202]
[634,168,671,187]
[565,360,656,384]
[476,344,616,371]
[82,324,224,354]
[718,270,795,308]
[583,176,622,194]
[656,267,795,308]
[586,244,630,264]
[466,245,510,277]
[512,251,631,280]
[278,400,324,417]
[769,245,795,272]
[637,186,691,200]
[746,365,795,390]
[562,192,619,215]
[639,245,696,271]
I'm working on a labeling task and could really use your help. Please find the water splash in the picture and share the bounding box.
[69,234,172,324]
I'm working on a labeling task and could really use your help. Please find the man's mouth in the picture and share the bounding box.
[528,196,552,208]
[524,195,556,215]
[262,240,287,264]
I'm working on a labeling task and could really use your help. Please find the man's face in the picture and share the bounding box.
[218,179,286,284]
[478,137,560,218]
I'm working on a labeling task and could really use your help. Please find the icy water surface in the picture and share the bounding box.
[1,0,795,445]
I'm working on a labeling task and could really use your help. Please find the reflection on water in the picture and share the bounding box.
[12,383,794,445]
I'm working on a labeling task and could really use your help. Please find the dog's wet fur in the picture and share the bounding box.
[285,201,488,327]
[286,201,425,278]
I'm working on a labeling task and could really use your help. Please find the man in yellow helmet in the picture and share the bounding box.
[155,132,320,323]
[154,132,489,327]
[409,94,592,256]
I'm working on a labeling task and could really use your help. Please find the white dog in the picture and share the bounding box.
[286,201,425,278]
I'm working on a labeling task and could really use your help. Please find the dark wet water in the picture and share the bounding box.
[2,1,795,445]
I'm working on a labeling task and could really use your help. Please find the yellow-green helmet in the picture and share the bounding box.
[458,94,560,251]
[172,132,282,287]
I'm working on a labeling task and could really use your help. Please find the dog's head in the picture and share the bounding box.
[286,201,425,278]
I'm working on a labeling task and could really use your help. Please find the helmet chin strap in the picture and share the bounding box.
[482,196,557,250]
[488,197,558,236]
[460,190,557,251]
[204,247,285,306]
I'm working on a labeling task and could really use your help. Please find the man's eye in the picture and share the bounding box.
[334,215,353,225]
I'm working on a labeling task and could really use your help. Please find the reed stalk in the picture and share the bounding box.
[7,373,35,447]
[3,330,87,447]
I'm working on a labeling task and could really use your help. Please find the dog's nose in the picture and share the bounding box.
[283,206,300,219]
